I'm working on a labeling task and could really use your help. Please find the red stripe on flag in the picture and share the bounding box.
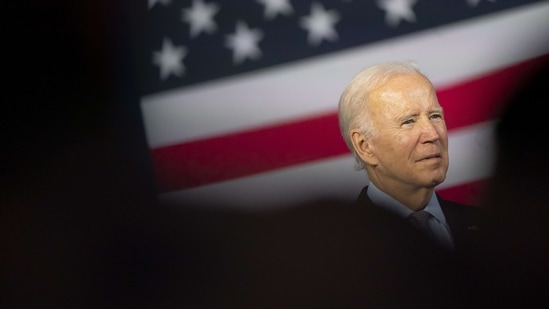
[152,113,348,192]
[439,55,549,129]
[152,55,548,192]
[437,179,490,206]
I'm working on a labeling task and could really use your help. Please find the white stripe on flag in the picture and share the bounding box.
[141,1,549,148]
[159,121,497,211]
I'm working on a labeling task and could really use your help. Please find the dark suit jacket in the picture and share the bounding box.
[354,186,481,253]
[338,187,482,307]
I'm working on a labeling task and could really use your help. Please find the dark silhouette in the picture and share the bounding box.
[469,59,549,308]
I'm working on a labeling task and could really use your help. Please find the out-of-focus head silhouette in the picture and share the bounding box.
[483,59,549,231]
[475,59,549,307]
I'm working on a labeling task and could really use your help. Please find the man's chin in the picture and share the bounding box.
[431,177,446,187]
[423,174,446,188]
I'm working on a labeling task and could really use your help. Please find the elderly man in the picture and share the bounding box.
[338,61,479,252]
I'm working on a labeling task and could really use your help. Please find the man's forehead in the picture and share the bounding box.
[369,95,442,122]
[396,104,443,116]
[369,72,432,95]
[371,89,439,108]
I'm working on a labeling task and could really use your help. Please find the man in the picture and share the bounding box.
[338,60,479,253]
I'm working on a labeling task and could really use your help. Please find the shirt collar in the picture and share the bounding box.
[366,182,448,225]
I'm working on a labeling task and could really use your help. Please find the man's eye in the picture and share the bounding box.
[430,114,443,119]
[402,119,414,125]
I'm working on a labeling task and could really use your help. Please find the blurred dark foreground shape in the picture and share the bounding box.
[469,59,549,308]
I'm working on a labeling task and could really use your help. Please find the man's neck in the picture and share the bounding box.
[369,179,434,212]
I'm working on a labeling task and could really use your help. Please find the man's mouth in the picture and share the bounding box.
[418,154,441,161]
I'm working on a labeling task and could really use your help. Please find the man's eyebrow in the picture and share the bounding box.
[396,111,418,121]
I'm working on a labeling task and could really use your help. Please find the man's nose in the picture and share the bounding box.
[420,118,440,142]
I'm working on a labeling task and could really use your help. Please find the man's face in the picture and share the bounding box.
[364,73,449,190]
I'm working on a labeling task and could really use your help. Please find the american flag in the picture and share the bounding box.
[140,0,549,210]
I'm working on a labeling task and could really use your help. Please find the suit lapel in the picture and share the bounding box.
[437,194,480,251]
[356,187,480,252]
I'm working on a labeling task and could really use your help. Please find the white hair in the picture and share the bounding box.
[337,60,424,170]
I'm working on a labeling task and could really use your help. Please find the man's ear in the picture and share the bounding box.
[350,129,378,166]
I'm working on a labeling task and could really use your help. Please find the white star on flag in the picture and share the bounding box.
[467,0,496,7]
[148,0,171,10]
[377,0,417,27]
[225,21,264,65]
[257,0,294,20]
[152,38,188,80]
[300,2,340,46]
[182,0,219,38]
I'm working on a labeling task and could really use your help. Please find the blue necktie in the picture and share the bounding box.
[408,210,435,239]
